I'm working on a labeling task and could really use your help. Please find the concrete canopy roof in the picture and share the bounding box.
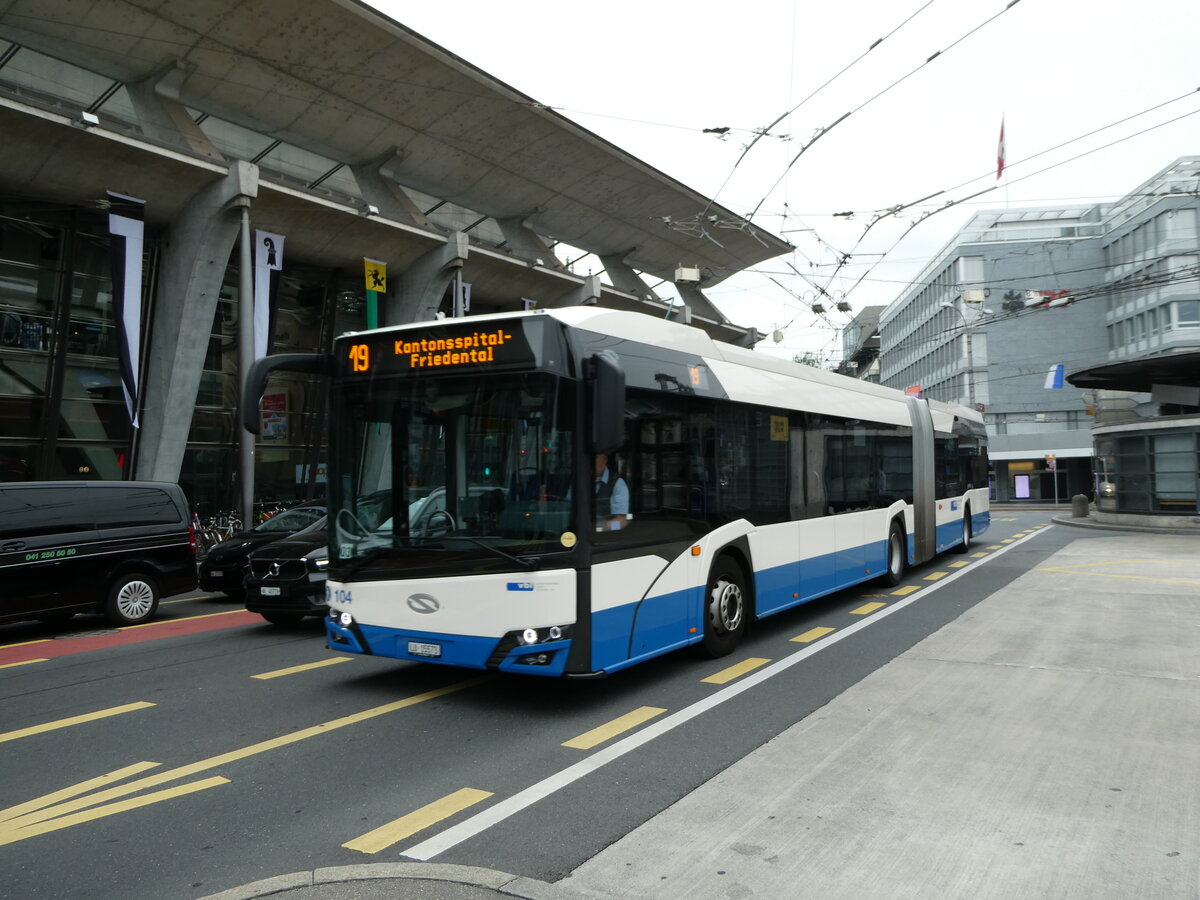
[0,0,791,288]
[1068,351,1200,392]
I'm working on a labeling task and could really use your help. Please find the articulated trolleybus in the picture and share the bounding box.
[247,308,988,677]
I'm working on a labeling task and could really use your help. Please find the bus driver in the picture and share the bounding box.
[593,452,629,531]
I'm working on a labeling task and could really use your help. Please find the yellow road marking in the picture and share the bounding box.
[161,594,212,605]
[117,608,250,631]
[0,638,52,649]
[344,788,493,854]
[891,585,920,596]
[1039,559,1200,586]
[252,658,350,680]
[1,778,230,846]
[986,545,1003,550]
[850,602,886,615]
[0,762,161,824]
[0,659,47,670]
[971,552,988,558]
[702,657,771,684]
[1000,539,1014,544]
[0,676,491,845]
[563,706,667,750]
[0,702,155,745]
[859,593,889,598]
[947,561,970,568]
[791,626,836,643]
[924,571,949,581]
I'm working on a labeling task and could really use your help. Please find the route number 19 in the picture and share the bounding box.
[349,344,370,372]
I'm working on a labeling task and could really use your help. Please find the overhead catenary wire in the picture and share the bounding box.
[702,0,941,218]
[744,0,1025,221]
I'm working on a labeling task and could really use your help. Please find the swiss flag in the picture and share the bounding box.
[996,117,1006,180]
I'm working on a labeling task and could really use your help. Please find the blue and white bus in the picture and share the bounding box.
[248,308,988,677]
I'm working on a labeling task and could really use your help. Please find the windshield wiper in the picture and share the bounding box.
[444,535,542,571]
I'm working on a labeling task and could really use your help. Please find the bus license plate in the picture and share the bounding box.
[260,586,280,596]
[407,641,441,658]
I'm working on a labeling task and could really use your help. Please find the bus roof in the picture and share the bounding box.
[343,307,983,432]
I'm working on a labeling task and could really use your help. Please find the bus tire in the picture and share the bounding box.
[105,572,160,626]
[701,557,748,658]
[953,506,972,554]
[884,521,906,586]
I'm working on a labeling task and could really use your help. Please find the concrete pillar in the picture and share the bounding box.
[496,214,564,269]
[547,275,601,308]
[675,282,728,324]
[350,149,436,229]
[391,232,469,325]
[599,251,659,300]
[136,162,259,483]
[125,61,223,161]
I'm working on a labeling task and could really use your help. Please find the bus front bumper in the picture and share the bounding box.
[325,615,572,676]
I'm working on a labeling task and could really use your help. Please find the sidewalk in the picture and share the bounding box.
[205,528,1200,900]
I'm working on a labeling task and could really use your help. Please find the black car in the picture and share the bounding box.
[244,519,327,625]
[0,481,197,627]
[197,505,325,600]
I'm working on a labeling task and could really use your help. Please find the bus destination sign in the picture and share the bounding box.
[342,322,542,376]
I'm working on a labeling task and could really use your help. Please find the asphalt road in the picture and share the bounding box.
[0,511,1066,899]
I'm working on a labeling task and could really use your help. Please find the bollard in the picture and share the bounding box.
[1071,494,1090,518]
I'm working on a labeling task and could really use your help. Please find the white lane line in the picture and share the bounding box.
[401,525,1051,861]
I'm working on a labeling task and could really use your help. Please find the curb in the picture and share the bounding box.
[1050,514,1200,536]
[196,863,585,900]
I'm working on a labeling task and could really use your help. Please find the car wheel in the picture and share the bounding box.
[885,521,906,586]
[105,573,160,626]
[700,556,749,658]
[260,612,304,626]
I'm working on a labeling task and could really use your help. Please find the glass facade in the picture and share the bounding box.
[0,199,367,516]
[1095,427,1199,514]
[0,203,134,481]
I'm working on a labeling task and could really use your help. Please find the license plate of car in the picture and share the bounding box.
[260,586,280,596]
[407,641,441,658]
[209,570,223,577]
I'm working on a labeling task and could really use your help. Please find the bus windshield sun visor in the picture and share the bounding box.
[242,353,331,434]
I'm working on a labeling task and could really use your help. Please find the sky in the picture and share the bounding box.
[368,0,1200,363]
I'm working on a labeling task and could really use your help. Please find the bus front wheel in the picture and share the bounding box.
[701,557,748,658]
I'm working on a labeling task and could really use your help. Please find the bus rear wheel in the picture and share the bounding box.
[885,522,906,586]
[701,557,748,658]
[953,507,972,554]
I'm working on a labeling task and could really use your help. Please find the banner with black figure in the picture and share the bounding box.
[107,192,145,427]
[254,230,284,360]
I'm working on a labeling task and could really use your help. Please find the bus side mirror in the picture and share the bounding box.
[589,351,625,454]
[242,352,330,434]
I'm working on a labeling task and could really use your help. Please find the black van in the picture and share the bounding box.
[0,481,197,627]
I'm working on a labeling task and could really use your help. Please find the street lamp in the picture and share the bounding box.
[939,301,989,409]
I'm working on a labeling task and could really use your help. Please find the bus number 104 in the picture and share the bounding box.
[349,344,370,372]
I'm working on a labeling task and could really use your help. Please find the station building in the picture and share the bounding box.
[0,0,789,515]
[878,157,1200,515]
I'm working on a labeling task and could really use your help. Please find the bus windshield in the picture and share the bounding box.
[329,371,576,569]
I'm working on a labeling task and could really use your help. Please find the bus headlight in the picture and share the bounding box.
[339,611,354,627]
[548,625,563,640]
[521,627,538,645]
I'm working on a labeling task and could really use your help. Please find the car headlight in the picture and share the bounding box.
[313,558,329,570]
